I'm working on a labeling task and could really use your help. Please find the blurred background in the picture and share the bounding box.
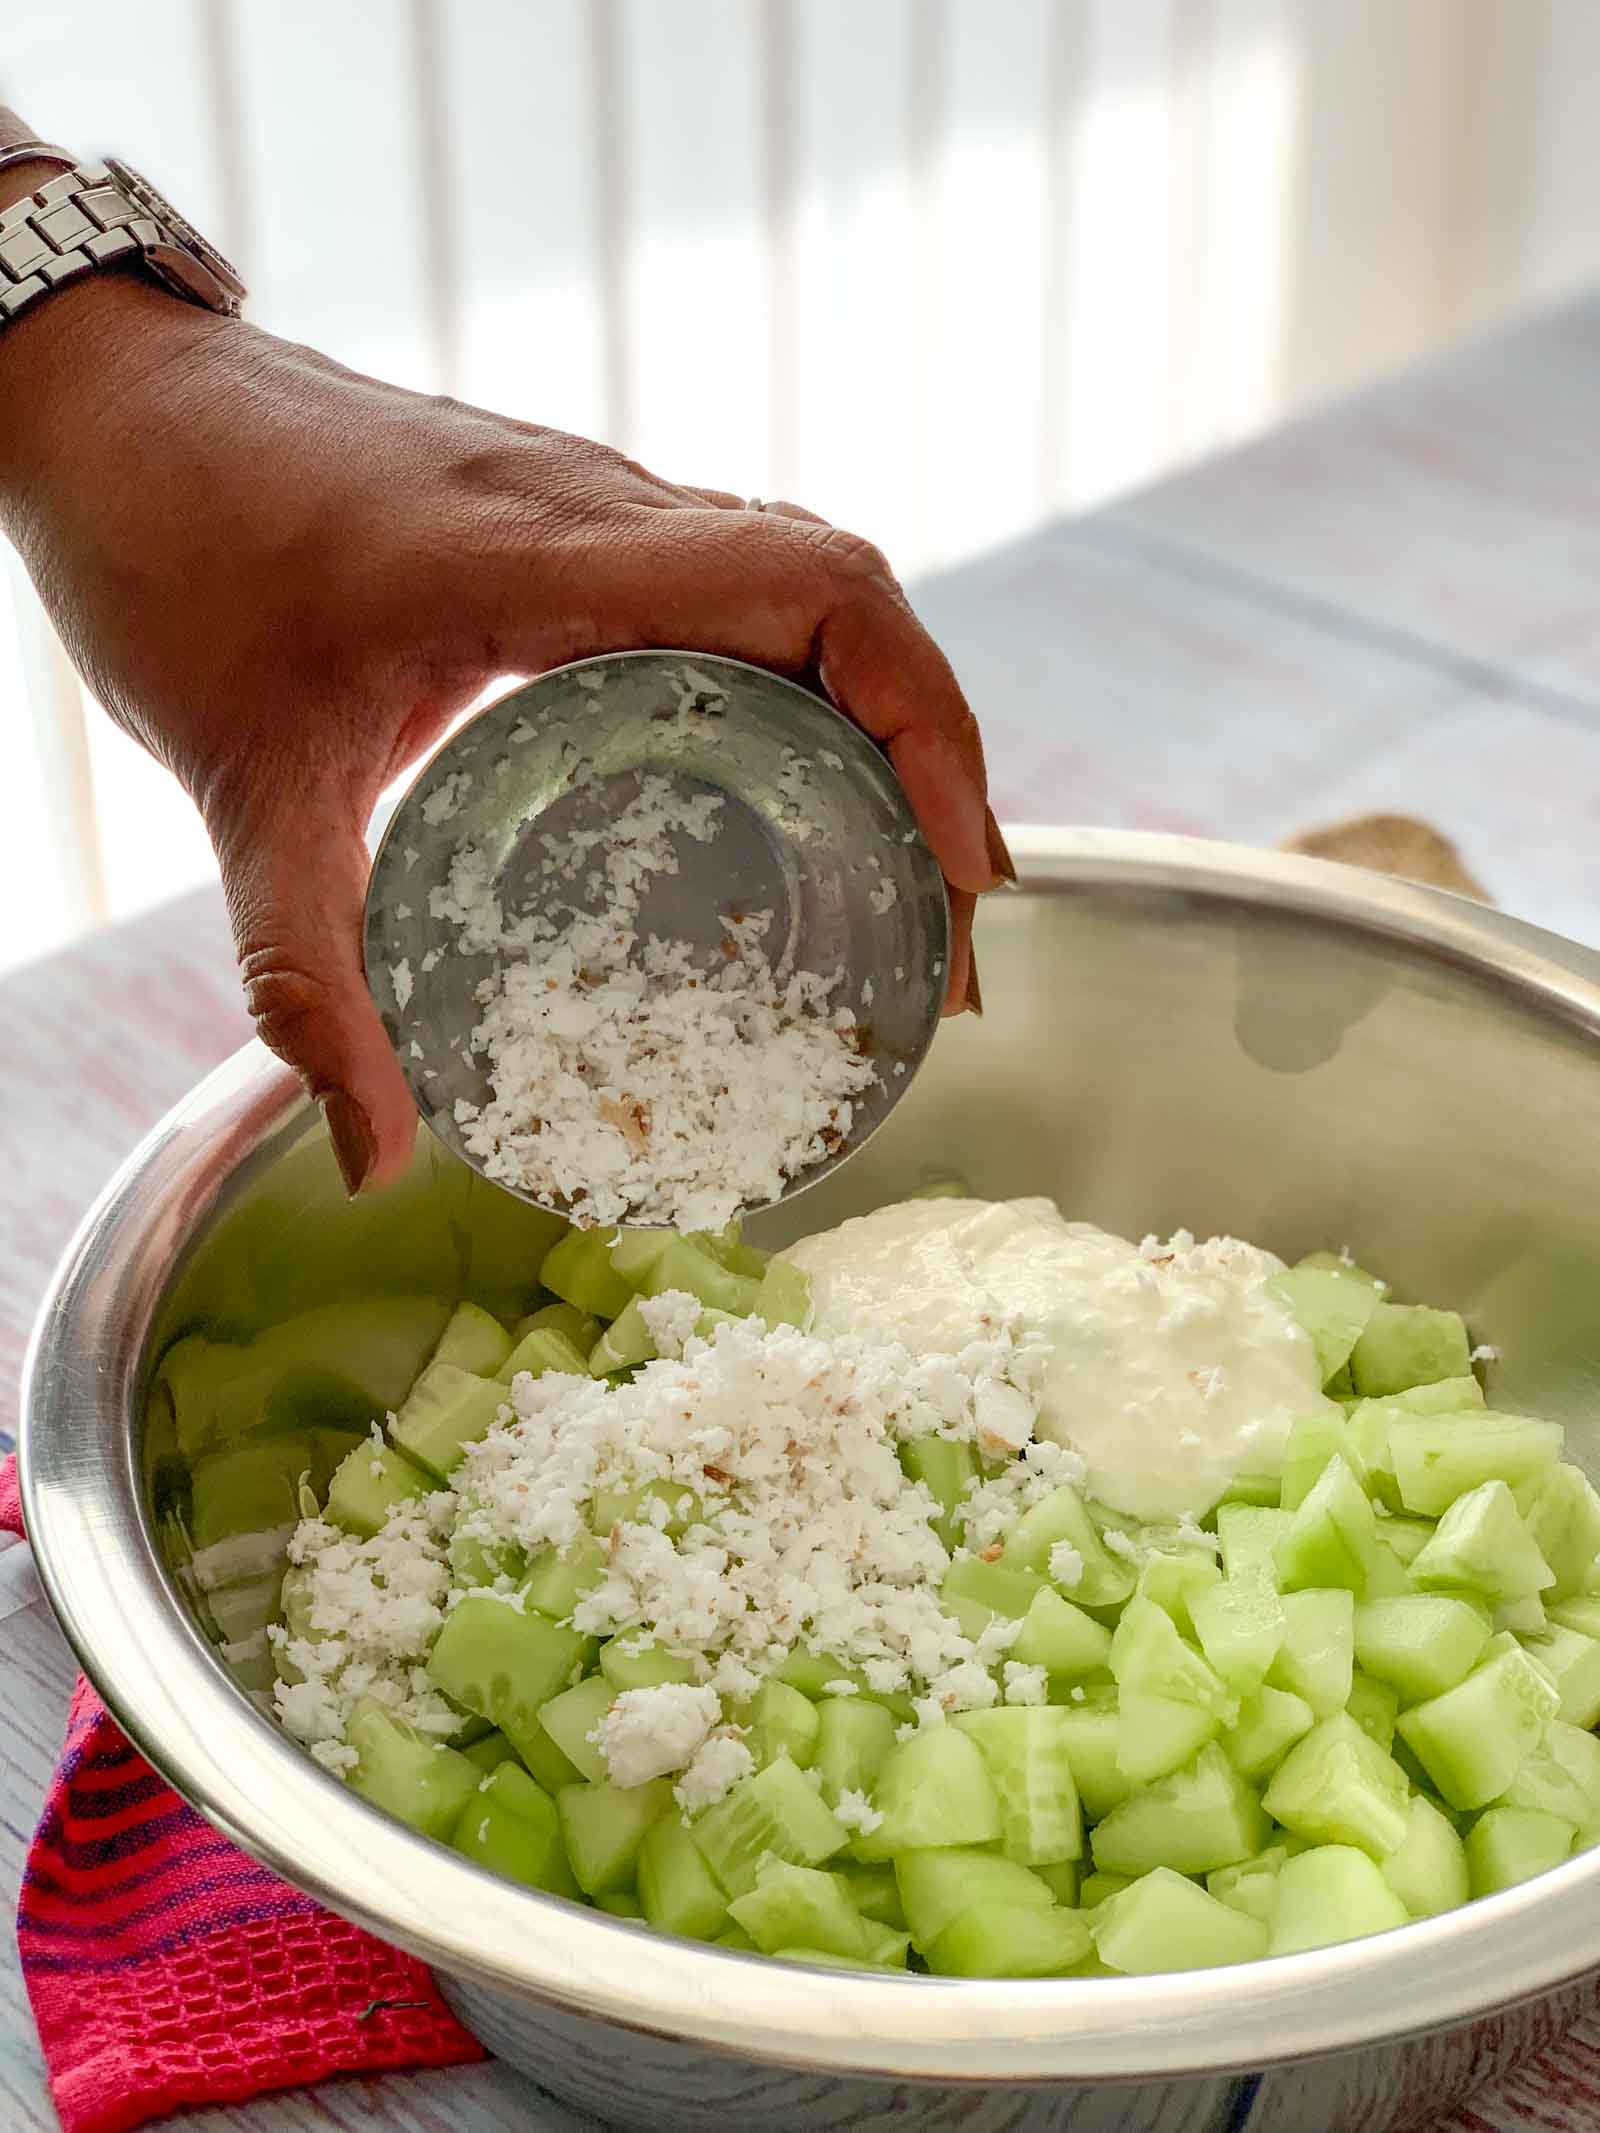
[2,0,1598,977]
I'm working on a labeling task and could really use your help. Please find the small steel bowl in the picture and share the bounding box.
[363,650,951,1223]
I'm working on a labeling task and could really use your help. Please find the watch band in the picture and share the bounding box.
[0,159,237,327]
[0,140,76,179]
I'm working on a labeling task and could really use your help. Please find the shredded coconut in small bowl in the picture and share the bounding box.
[436,775,880,1231]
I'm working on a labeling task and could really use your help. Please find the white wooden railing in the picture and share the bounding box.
[3,0,1598,974]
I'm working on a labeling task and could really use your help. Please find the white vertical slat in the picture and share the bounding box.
[618,0,770,493]
[0,561,100,967]
[927,0,1056,567]
[438,0,609,440]
[789,0,921,563]
[229,0,436,391]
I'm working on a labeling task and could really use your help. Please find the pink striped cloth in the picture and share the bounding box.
[0,1453,483,2133]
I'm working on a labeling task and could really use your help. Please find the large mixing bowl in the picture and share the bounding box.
[22,829,1600,2132]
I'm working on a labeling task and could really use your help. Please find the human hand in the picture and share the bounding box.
[0,276,1008,1194]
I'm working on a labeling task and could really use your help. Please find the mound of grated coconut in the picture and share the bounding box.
[432,774,879,1231]
[272,1296,1078,1808]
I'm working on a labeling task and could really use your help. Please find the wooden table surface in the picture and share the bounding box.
[8,292,1600,2132]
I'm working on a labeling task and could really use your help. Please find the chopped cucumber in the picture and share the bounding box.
[1207,1845,1288,1924]
[588,1298,659,1377]
[1000,1484,1136,1608]
[513,1301,600,1353]
[1216,1503,1292,1588]
[431,1302,514,1379]
[1011,1586,1114,1677]
[496,1326,591,1386]
[449,1762,578,1896]
[1379,1792,1468,1917]
[1093,1867,1269,1972]
[927,1902,1092,1978]
[1110,1596,1237,1725]
[1500,1719,1600,1827]
[1055,1703,1136,1818]
[1268,1267,1380,1383]
[1261,1712,1410,1860]
[1466,1806,1576,1897]
[426,1594,590,1765]
[1135,1551,1221,1641]
[952,1707,1083,1864]
[520,1531,608,1619]
[1518,1625,1600,1729]
[732,1680,821,1771]
[775,1649,913,1720]
[325,1438,432,1538]
[1220,1686,1315,1779]
[598,1639,701,1694]
[1190,1576,1285,1694]
[814,1697,897,1808]
[1516,1463,1600,1602]
[557,1777,673,1896]
[852,1727,1002,1861]
[641,1240,761,1317]
[537,1674,616,1784]
[540,1231,635,1320]
[1349,1305,1472,1399]
[1268,1589,1354,1716]
[900,1438,978,1551]
[894,1846,1055,1950]
[1267,1844,1409,1954]
[1408,1480,1554,1607]
[1274,1456,1384,1595]
[940,1556,1047,1638]
[729,1860,875,1961]
[345,1698,479,1840]
[1389,1413,1564,1517]
[754,1262,813,1332]
[1115,1690,1222,1785]
[1353,1595,1490,1704]
[1344,1672,1399,1752]
[1395,1646,1560,1811]
[691,1756,849,1895]
[1279,1413,1368,1513]
[390,1363,509,1481]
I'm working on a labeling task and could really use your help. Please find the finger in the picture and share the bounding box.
[942,888,976,1015]
[210,773,418,1194]
[680,488,828,525]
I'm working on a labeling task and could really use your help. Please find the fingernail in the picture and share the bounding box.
[322,1092,376,1197]
[984,808,1018,888]
[964,954,983,1017]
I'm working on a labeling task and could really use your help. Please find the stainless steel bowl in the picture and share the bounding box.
[23,829,1600,2133]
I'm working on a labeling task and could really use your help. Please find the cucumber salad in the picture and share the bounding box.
[165,1196,1600,1981]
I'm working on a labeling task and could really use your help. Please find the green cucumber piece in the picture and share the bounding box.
[1500,1719,1600,1827]
[1216,1504,1292,1588]
[449,1761,577,1896]
[595,1889,644,1918]
[557,1777,673,1895]
[728,1860,874,1960]
[513,1301,600,1352]
[390,1363,508,1481]
[852,1727,1002,1861]
[496,1325,591,1386]
[1279,1413,1368,1513]
[1408,1480,1554,1607]
[927,1902,1092,1978]
[1518,1625,1600,1728]
[1055,1703,1136,1818]
[1011,1587,1114,1678]
[1000,1484,1136,1608]
[1115,1691,1222,1785]
[1389,1414,1564,1517]
[1350,1305,1472,1398]
[514,1716,585,1796]
[1220,1686,1315,1779]
[775,1650,913,1721]
[1394,1646,1559,1810]
[431,1302,514,1378]
[835,1862,905,1926]
[537,1674,616,1783]
[520,1531,608,1619]
[641,1241,761,1317]
[1268,1267,1380,1383]
[589,1478,702,1540]
[426,1594,590,1763]
[345,1697,478,1840]
[190,1434,318,1551]
[900,1438,978,1550]
[1190,1577,1286,1694]
[325,1438,432,1538]
[1274,1455,1384,1594]
[1516,1464,1600,1601]
[1466,1806,1576,1897]
[1094,1867,1269,1972]
[894,1846,1055,1949]
[732,1680,821,1771]
[1110,1596,1236,1724]
[1206,1846,1288,1925]
[952,1707,1083,1865]
[598,1639,701,1694]
[1344,1671,1399,1751]
[447,1530,526,1589]
[814,1698,897,1808]
[588,1298,659,1377]
[1296,1250,1384,1290]
[1135,1551,1222,1641]
[1261,1712,1410,1859]
[754,1262,813,1332]
[540,1231,635,1321]
[1267,1589,1355,1716]
[941,1555,1047,1638]
[1379,1792,1468,1917]
[1091,1742,1267,1877]
[691,1756,849,1895]
[1353,1595,1490,1704]
[457,1730,515,1775]
[1267,1844,1409,1954]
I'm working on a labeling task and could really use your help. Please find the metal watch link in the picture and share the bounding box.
[0,151,246,330]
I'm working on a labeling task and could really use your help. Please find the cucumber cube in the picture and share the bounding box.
[1354,1595,1490,1704]
[389,1363,509,1481]
[637,1810,732,1938]
[1216,1504,1292,1588]
[1519,1625,1600,1729]
[447,1530,526,1589]
[557,1777,673,1896]
[1409,1480,1554,1607]
[1001,1484,1136,1608]
[595,1889,644,1918]
[598,1638,701,1694]
[1206,1846,1288,1925]
[1078,1869,1131,1910]
[458,1730,515,1774]
[1550,1595,1600,1639]
[1279,1414,1368,1513]
[1115,1690,1222,1784]
[1295,1250,1384,1290]
[515,1716,584,1795]
[1379,1792,1468,1917]
[513,1301,600,1353]
[927,1902,1092,1978]
[1011,1586,1114,1677]
[1110,1596,1237,1723]
[732,1680,821,1770]
[1055,1703,1136,1818]
[449,1762,577,1897]
[1395,1647,1560,1810]
[1389,1414,1564,1517]
[325,1438,432,1538]
[520,1531,608,1619]
[899,1437,978,1551]
[940,1556,1047,1639]
[540,1231,634,1321]
[1350,1305,1472,1398]
[1500,1719,1600,1827]
[1220,1686,1315,1779]
[537,1674,616,1783]
[1031,1860,1079,1905]
[1267,1589,1355,1716]
[1374,1515,1435,1566]
[1274,1456,1384,1595]
[952,1707,1083,1865]
[1342,1671,1398,1752]
[775,1649,913,1721]
[1267,1844,1409,1954]
[1135,1552,1222,1641]
[587,1298,660,1376]
[345,1697,479,1840]
[1190,1576,1286,1695]
[1092,1742,1267,1877]
[431,1302,515,1379]
[814,1698,897,1808]
[729,1858,875,1960]
[754,1261,813,1332]
[852,1726,1002,1861]
[893,1846,1056,1950]
[641,1241,761,1317]
[1268,1267,1380,1383]
[691,1755,849,1895]
[1466,1806,1576,1897]
[1093,1867,1269,1972]
[496,1325,591,1387]
[426,1594,590,1763]
[1516,1464,1600,1601]
[1262,1713,1411,1859]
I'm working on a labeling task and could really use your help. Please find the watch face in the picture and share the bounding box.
[104,156,247,302]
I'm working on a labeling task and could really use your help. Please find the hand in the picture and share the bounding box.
[0,276,1009,1194]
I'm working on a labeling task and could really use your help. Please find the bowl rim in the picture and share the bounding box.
[22,826,1600,2084]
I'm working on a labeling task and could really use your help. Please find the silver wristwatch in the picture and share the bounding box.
[0,145,246,329]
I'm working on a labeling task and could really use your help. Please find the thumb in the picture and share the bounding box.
[211,776,418,1194]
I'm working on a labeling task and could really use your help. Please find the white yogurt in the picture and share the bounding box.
[780,1197,1335,1520]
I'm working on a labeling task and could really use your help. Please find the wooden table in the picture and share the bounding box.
[7,291,1600,2133]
